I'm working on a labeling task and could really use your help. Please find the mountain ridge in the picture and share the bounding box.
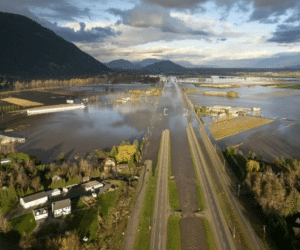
[0,11,110,79]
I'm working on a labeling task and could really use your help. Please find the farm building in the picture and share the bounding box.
[0,158,12,164]
[81,180,103,191]
[27,104,85,115]
[0,134,25,144]
[20,191,48,209]
[33,207,48,220]
[52,199,71,218]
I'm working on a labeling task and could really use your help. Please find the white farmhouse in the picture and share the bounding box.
[20,191,48,209]
[33,207,48,221]
[81,180,103,191]
[52,199,71,218]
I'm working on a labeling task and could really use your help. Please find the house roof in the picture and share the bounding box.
[22,191,47,203]
[52,199,71,210]
[33,207,48,216]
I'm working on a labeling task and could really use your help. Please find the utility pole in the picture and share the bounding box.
[233,226,236,239]
[263,225,266,241]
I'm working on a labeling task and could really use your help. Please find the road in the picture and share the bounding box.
[122,160,152,250]
[187,123,236,250]
[150,129,170,250]
[183,85,264,250]
[197,121,265,250]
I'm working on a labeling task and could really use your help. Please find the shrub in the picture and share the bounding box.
[115,144,137,163]
[246,160,260,172]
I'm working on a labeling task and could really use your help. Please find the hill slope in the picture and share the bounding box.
[135,59,162,68]
[142,60,186,73]
[106,59,141,69]
[0,12,110,78]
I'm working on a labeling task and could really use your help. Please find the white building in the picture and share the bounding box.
[33,207,48,220]
[81,180,103,191]
[252,107,261,112]
[0,158,12,165]
[46,189,61,197]
[20,191,48,209]
[52,199,71,218]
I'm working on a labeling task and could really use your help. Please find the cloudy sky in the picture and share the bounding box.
[1,0,300,67]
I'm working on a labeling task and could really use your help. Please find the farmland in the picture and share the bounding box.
[209,116,273,140]
[2,97,43,107]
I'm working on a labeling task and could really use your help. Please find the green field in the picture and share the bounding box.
[10,213,37,236]
[167,215,181,250]
[98,189,121,220]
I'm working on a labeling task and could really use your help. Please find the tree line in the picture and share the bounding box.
[225,146,300,249]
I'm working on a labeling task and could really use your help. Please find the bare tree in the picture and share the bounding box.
[59,231,81,250]
[79,159,93,177]
[69,164,79,178]
[31,176,41,191]
[19,233,37,249]
[0,210,11,233]
[25,159,35,174]
[16,173,29,189]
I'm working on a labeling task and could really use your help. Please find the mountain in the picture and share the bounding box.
[0,12,110,79]
[134,58,163,68]
[284,64,300,69]
[106,59,141,69]
[142,60,186,73]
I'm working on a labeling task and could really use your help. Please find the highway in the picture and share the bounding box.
[150,129,170,250]
[187,123,236,250]
[197,121,265,250]
[183,83,264,250]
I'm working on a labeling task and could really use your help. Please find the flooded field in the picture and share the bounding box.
[4,83,161,163]
[184,83,300,161]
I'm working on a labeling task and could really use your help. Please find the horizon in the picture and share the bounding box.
[1,1,300,68]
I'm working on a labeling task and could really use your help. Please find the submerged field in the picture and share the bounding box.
[210,117,273,140]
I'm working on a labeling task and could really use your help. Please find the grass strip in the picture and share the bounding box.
[167,215,181,250]
[186,127,205,211]
[168,131,180,211]
[134,131,164,250]
[202,217,217,250]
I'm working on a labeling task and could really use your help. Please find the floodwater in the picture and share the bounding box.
[185,84,300,161]
[12,80,205,249]
[16,83,161,163]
